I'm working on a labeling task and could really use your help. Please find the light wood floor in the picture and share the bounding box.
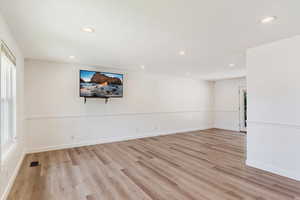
[8,129,300,200]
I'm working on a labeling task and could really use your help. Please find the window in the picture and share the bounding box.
[0,41,16,156]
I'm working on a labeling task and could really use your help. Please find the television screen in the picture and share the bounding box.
[80,70,123,97]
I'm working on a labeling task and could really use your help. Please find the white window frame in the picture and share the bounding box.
[0,40,17,162]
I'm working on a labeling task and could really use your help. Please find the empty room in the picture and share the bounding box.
[1,0,300,199]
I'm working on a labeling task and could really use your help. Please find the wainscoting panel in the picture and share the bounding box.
[247,121,300,181]
[26,111,214,153]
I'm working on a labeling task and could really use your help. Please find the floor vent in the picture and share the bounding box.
[30,161,39,167]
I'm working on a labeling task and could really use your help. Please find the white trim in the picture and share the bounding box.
[25,110,214,120]
[213,125,239,132]
[247,121,300,129]
[26,127,212,154]
[0,151,25,200]
[0,40,16,65]
[246,159,300,181]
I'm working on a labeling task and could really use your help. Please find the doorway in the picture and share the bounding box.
[239,87,247,132]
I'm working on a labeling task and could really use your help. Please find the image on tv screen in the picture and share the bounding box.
[80,70,123,97]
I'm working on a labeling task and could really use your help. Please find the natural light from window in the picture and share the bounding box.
[0,41,16,159]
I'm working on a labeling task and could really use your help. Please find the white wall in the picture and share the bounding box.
[0,14,25,200]
[24,59,214,152]
[213,78,246,131]
[247,35,300,181]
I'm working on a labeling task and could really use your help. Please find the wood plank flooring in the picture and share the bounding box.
[8,129,300,200]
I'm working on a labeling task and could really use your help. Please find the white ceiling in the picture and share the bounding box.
[1,0,300,79]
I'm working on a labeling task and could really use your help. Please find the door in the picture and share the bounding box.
[239,87,247,132]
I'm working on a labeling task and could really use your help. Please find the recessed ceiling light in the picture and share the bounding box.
[140,65,145,69]
[69,56,75,59]
[261,16,277,24]
[229,63,235,68]
[81,27,95,33]
[179,51,185,56]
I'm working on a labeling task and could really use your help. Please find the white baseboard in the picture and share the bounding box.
[26,126,213,154]
[1,151,26,200]
[213,125,239,132]
[246,159,300,181]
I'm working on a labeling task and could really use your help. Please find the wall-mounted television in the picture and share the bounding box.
[80,70,123,98]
